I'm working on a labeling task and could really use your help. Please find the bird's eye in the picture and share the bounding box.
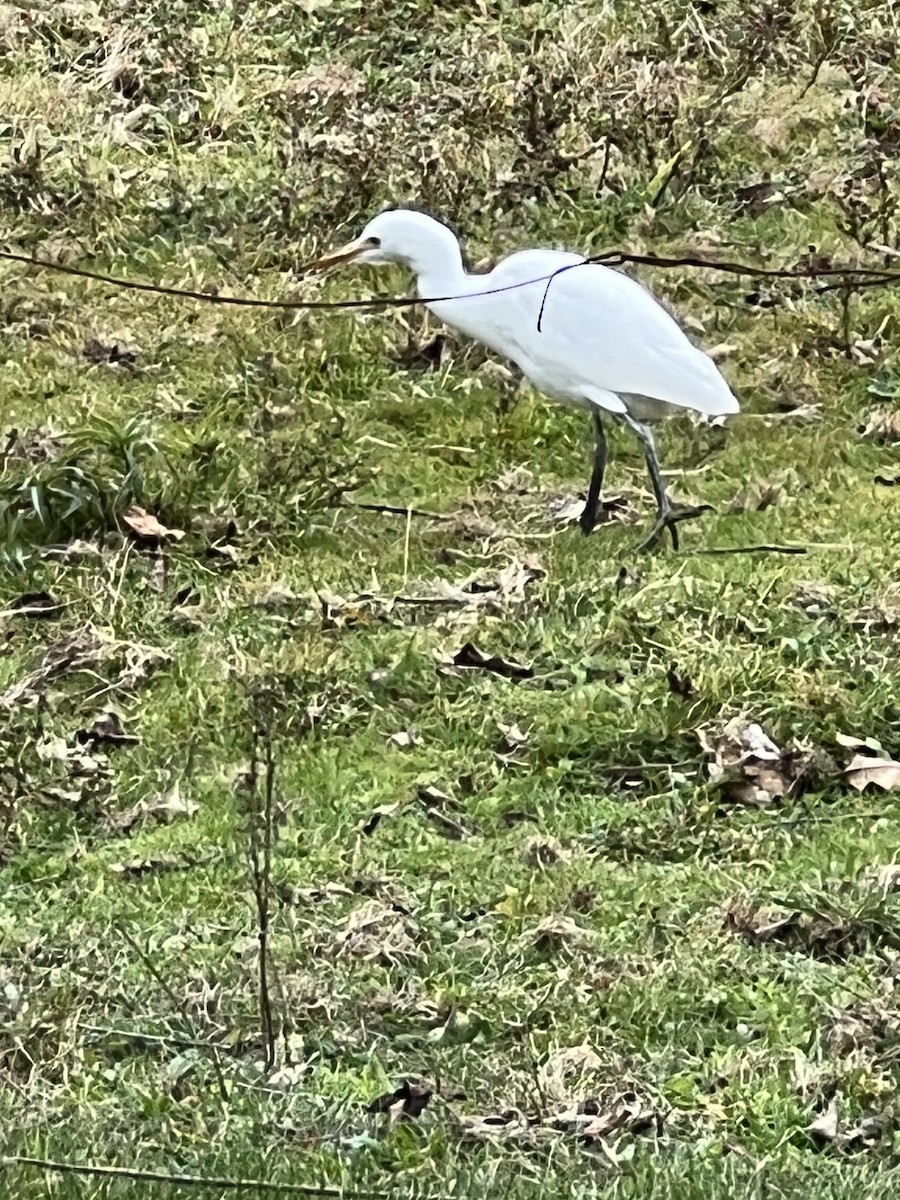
[367,236,381,248]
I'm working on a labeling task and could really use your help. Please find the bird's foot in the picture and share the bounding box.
[580,496,628,536]
[579,499,599,536]
[636,502,715,552]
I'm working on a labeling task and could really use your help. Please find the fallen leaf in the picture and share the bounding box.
[844,753,900,793]
[416,785,474,839]
[548,493,637,527]
[752,115,789,148]
[791,581,836,617]
[109,853,204,879]
[836,732,884,752]
[444,642,533,680]
[459,1109,536,1143]
[728,477,788,513]
[666,665,695,698]
[388,730,422,748]
[860,408,900,443]
[698,718,834,805]
[334,900,420,965]
[106,784,197,834]
[872,864,900,896]
[522,836,569,867]
[763,403,822,424]
[525,915,594,953]
[359,802,401,836]
[539,1043,606,1107]
[496,721,528,759]
[5,591,61,618]
[807,1096,840,1145]
[36,735,110,778]
[122,506,185,543]
[75,711,139,748]
[367,1078,433,1121]
[390,333,452,372]
[83,336,138,367]
[706,342,739,361]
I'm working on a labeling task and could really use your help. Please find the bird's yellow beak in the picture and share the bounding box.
[303,237,369,273]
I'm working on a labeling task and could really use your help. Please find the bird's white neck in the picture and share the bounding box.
[411,246,469,304]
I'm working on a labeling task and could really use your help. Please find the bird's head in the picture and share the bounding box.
[305,208,462,278]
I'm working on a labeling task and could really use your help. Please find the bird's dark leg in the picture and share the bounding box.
[621,413,711,551]
[580,410,608,536]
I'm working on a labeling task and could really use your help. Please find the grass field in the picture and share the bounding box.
[2,1,900,1196]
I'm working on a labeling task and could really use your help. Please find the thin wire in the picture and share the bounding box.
[0,247,572,311]
[1,245,899,316]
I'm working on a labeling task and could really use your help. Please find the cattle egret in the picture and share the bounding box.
[308,208,740,549]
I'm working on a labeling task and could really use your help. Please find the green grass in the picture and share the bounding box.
[2,1,900,1196]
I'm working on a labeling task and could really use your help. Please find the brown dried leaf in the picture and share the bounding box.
[539,1044,605,1106]
[698,718,834,805]
[807,1097,840,1145]
[75,711,138,748]
[728,477,788,513]
[4,591,61,619]
[367,1078,433,1121]
[122,506,185,543]
[445,642,533,679]
[496,721,528,758]
[522,836,569,868]
[860,409,900,443]
[106,784,197,835]
[525,915,594,953]
[359,802,401,836]
[844,753,900,793]
[334,900,420,965]
[388,729,422,748]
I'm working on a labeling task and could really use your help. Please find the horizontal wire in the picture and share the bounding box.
[1,245,898,313]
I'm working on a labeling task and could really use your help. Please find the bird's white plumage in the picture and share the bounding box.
[349,210,739,422]
[312,208,740,550]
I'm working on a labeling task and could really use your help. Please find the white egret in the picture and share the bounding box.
[308,208,740,549]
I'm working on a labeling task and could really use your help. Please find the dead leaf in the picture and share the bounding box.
[444,642,533,680]
[388,730,422,748]
[751,114,790,148]
[728,477,788,513]
[359,802,401,836]
[522,836,569,867]
[36,735,110,778]
[334,900,420,966]
[459,1109,537,1144]
[390,333,452,372]
[122,506,185,543]
[525,915,594,953]
[106,784,197,835]
[860,409,900,443]
[367,1078,433,1121]
[416,786,474,840]
[75,711,138,748]
[5,591,61,619]
[83,336,138,368]
[871,864,900,896]
[109,853,200,879]
[763,403,822,424]
[836,732,884,753]
[791,581,836,617]
[496,721,528,759]
[844,753,900,793]
[548,493,637,527]
[698,718,835,805]
[807,1096,840,1145]
[706,342,739,362]
[666,665,695,699]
